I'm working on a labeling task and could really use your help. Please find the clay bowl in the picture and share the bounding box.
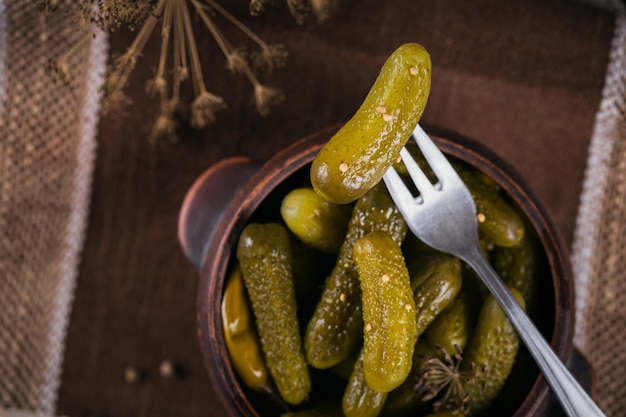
[178,125,592,417]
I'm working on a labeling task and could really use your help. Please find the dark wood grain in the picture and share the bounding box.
[57,1,614,416]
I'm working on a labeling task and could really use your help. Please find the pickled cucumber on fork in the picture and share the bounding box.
[236,223,311,405]
[310,42,432,204]
[304,183,407,369]
[354,231,417,392]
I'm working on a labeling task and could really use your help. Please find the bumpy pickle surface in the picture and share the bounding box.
[461,288,525,416]
[377,253,464,416]
[236,223,311,405]
[311,43,432,204]
[304,183,407,369]
[354,231,417,393]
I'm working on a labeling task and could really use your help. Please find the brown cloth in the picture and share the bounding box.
[55,1,613,416]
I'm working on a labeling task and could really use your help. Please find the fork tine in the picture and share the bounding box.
[412,124,454,181]
[398,147,437,198]
[383,167,417,212]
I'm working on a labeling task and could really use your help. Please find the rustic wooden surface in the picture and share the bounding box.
[56,1,614,416]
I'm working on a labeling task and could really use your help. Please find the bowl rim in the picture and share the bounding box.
[195,124,575,417]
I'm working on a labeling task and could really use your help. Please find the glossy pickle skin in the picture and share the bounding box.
[410,253,463,337]
[304,183,407,370]
[425,284,480,356]
[462,288,526,416]
[311,43,432,204]
[236,223,311,405]
[455,164,525,248]
[281,187,352,254]
[354,231,417,393]
[380,253,463,417]
[342,349,388,417]
[221,265,276,396]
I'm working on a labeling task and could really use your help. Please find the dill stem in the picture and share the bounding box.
[172,27,182,105]
[172,0,188,77]
[110,0,164,93]
[203,0,269,49]
[157,2,173,82]
[192,0,232,58]
[194,0,261,87]
[181,0,206,95]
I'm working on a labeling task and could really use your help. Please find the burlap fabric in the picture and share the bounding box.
[572,5,626,417]
[0,1,622,417]
[0,1,107,416]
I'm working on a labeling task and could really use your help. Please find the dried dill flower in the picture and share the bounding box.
[253,83,284,116]
[286,0,310,24]
[149,104,179,144]
[92,0,153,29]
[39,0,290,137]
[414,344,476,415]
[309,0,338,23]
[252,44,288,73]
[189,91,227,129]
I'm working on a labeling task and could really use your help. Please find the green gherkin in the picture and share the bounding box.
[280,187,352,254]
[410,252,463,337]
[342,349,388,417]
[379,253,463,417]
[454,163,525,248]
[462,289,525,415]
[304,183,407,370]
[236,223,311,405]
[425,284,481,356]
[311,42,432,204]
[354,231,417,393]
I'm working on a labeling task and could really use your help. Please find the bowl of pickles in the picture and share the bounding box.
[178,43,586,417]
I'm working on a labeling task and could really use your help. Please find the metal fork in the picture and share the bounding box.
[383,125,606,417]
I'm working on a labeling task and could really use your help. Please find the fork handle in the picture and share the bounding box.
[463,244,606,417]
